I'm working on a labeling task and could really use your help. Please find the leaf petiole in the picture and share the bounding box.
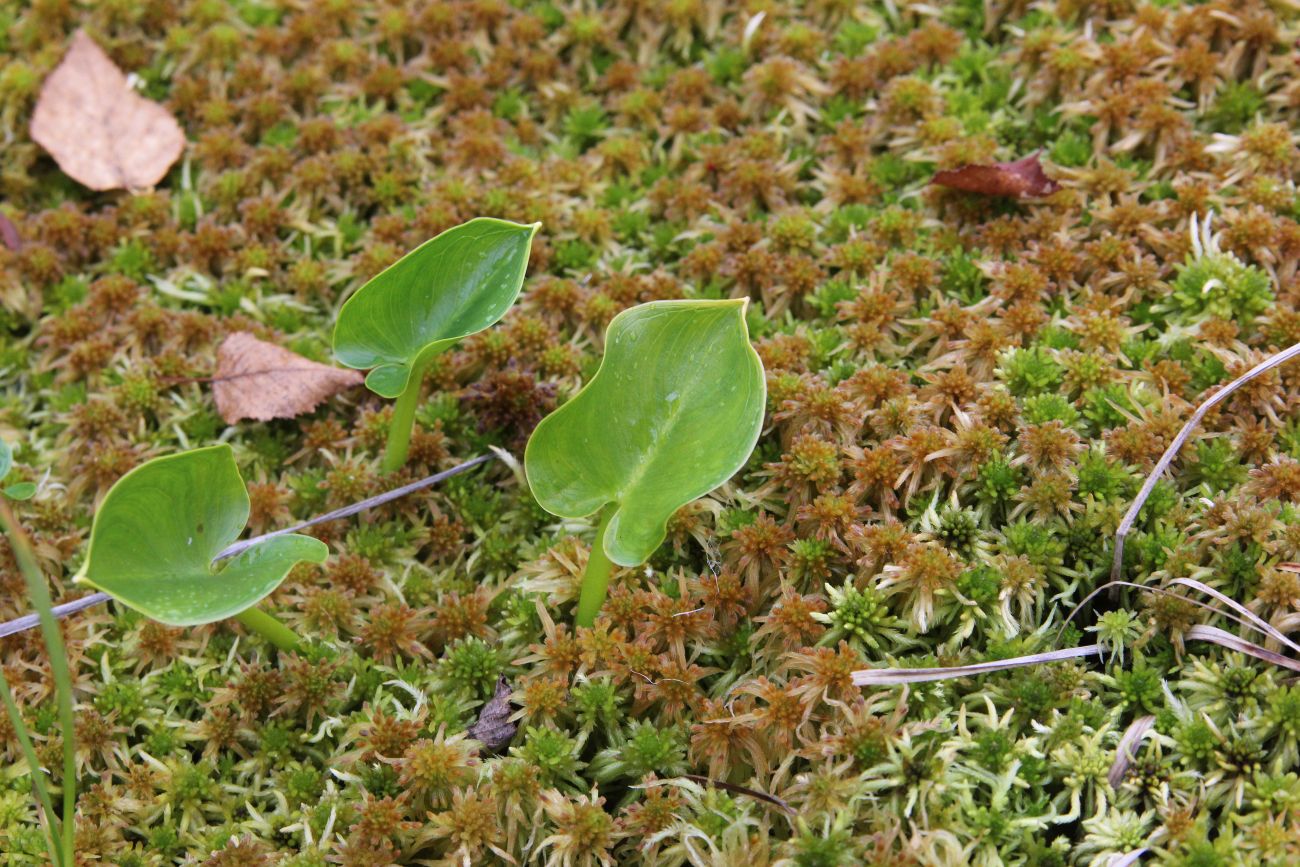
[234,606,301,653]
[575,508,616,628]
[381,347,442,475]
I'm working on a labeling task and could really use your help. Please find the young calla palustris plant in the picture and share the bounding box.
[333,217,540,472]
[525,299,766,626]
[74,445,327,649]
[0,439,35,500]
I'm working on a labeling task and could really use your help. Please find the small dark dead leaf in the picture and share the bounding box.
[30,31,186,191]
[0,213,20,252]
[931,152,1061,199]
[680,775,796,815]
[468,676,515,752]
[212,332,363,424]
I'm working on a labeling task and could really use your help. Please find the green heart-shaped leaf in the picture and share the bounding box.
[4,482,35,501]
[0,439,33,500]
[333,217,540,398]
[75,445,328,626]
[525,299,766,566]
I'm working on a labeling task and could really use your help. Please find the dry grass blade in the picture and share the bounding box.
[852,645,1101,685]
[30,31,185,191]
[1112,339,1300,584]
[1170,577,1300,655]
[212,332,364,424]
[1061,580,1265,645]
[1108,714,1155,789]
[1186,625,1300,674]
[1109,850,1148,867]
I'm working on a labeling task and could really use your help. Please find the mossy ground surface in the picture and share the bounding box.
[3,1,1300,864]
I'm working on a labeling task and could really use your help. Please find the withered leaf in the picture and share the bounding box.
[30,31,185,192]
[467,676,516,752]
[680,775,796,815]
[212,332,363,424]
[0,213,19,252]
[931,153,1061,199]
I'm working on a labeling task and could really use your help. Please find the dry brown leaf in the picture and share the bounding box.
[30,31,185,192]
[0,213,19,252]
[212,332,363,424]
[931,152,1061,199]
[467,676,516,752]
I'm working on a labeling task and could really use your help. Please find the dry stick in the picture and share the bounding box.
[213,453,493,562]
[0,454,495,638]
[1111,340,1300,584]
[0,590,110,639]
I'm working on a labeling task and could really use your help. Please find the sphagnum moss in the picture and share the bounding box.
[3,0,1300,863]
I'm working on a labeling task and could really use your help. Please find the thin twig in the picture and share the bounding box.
[214,453,492,562]
[0,454,496,637]
[0,590,111,639]
[1111,340,1300,584]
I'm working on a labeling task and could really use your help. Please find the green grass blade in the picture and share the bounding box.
[0,500,75,866]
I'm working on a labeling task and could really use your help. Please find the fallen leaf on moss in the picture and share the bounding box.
[212,332,363,424]
[467,676,515,752]
[931,152,1061,198]
[0,213,20,252]
[680,775,796,815]
[30,31,185,191]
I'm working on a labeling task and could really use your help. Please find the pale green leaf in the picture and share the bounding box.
[333,217,540,398]
[75,445,328,626]
[4,483,36,501]
[525,299,766,566]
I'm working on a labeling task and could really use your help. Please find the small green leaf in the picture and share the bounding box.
[75,445,327,626]
[332,217,540,398]
[0,439,32,499]
[525,299,766,566]
[4,482,36,501]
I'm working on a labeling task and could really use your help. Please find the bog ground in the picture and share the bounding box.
[2,1,1300,865]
